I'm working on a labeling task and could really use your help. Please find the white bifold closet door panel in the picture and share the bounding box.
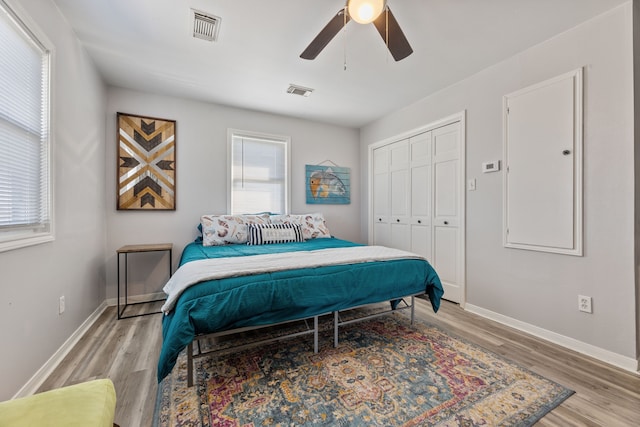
[504,68,583,256]
[432,123,462,303]
[390,140,411,251]
[372,146,391,247]
[410,132,432,260]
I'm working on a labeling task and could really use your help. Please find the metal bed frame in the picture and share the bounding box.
[185,292,424,387]
[333,293,421,348]
[186,313,327,387]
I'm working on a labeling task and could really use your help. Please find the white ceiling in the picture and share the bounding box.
[53,0,627,128]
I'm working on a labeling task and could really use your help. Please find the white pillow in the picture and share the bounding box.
[270,213,331,240]
[201,214,270,246]
[247,223,304,245]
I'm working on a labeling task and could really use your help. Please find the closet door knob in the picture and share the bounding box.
[378,218,382,222]
[396,219,400,223]
[417,220,422,224]
[444,221,449,225]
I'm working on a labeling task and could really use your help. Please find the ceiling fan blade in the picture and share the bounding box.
[373,7,413,61]
[300,9,350,60]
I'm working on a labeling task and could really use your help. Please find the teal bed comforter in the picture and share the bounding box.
[157,238,443,382]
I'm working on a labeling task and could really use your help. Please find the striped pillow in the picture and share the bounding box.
[247,223,304,245]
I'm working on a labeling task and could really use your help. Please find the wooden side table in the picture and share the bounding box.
[117,243,172,319]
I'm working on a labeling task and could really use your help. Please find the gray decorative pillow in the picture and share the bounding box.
[247,223,304,245]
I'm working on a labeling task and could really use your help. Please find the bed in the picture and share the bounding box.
[157,229,443,385]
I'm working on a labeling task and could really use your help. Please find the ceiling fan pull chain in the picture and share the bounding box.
[343,6,348,70]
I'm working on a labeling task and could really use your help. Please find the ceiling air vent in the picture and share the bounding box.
[287,84,314,97]
[191,9,221,42]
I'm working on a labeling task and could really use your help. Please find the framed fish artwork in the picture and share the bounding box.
[305,164,350,204]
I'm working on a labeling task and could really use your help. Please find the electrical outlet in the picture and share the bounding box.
[578,295,592,313]
[59,295,65,315]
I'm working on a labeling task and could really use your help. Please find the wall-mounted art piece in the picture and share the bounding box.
[117,112,176,210]
[305,164,350,205]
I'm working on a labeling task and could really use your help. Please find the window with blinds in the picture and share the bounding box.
[229,130,290,215]
[0,1,53,252]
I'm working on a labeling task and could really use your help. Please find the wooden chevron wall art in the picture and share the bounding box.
[117,112,176,210]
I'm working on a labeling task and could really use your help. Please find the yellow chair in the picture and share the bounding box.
[0,379,117,427]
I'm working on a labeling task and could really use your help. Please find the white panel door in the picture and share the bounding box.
[504,69,582,255]
[432,122,461,303]
[433,227,457,286]
[390,222,411,251]
[390,140,410,219]
[410,132,431,218]
[372,146,390,246]
[410,132,431,259]
[389,140,410,250]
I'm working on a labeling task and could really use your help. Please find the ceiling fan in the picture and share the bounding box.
[300,0,413,62]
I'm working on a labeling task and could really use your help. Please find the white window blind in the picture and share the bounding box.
[0,1,52,251]
[229,131,290,215]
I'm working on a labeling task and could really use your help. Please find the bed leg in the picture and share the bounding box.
[314,316,319,353]
[334,311,339,348]
[411,296,415,325]
[187,342,194,387]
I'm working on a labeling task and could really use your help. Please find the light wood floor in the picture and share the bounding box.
[38,299,640,426]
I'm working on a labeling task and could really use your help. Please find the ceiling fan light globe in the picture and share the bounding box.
[347,0,386,24]
[357,5,375,22]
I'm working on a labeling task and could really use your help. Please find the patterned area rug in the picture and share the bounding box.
[154,313,573,426]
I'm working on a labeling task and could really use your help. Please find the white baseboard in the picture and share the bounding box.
[465,303,639,374]
[13,301,108,399]
[105,291,166,307]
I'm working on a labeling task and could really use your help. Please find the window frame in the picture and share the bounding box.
[0,0,55,253]
[227,128,291,215]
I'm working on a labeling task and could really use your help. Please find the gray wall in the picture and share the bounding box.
[0,0,107,400]
[360,3,638,361]
[105,88,361,300]
[634,0,640,358]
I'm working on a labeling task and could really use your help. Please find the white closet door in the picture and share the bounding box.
[369,114,465,305]
[389,140,410,251]
[410,132,431,259]
[432,122,461,303]
[372,146,390,246]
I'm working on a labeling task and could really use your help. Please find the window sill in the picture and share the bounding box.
[0,233,54,253]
